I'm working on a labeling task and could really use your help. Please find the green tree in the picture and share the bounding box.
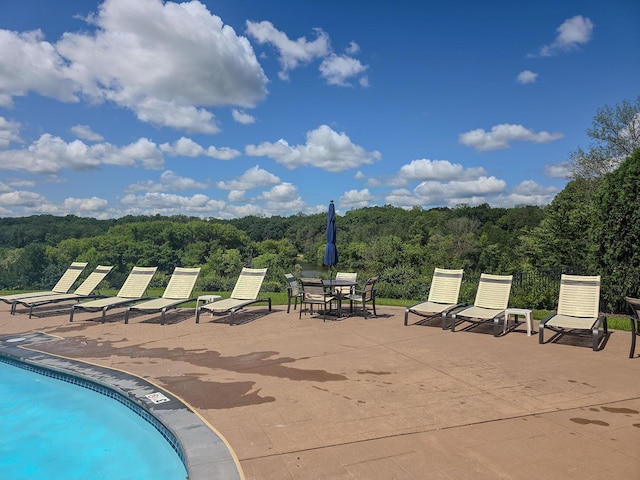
[591,148,640,310]
[568,96,640,180]
[521,178,597,271]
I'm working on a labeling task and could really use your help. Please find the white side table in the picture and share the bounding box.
[196,295,221,313]
[504,308,534,336]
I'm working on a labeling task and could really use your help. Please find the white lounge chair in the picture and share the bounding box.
[196,268,271,325]
[124,267,201,324]
[404,268,465,329]
[11,265,113,317]
[539,275,607,351]
[0,261,88,307]
[69,266,157,323]
[450,273,513,336]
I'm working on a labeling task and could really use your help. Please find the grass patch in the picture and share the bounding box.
[1,289,632,331]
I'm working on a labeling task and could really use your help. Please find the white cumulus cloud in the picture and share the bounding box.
[246,124,380,172]
[459,123,563,152]
[216,165,281,191]
[517,70,538,84]
[0,0,268,133]
[534,15,594,57]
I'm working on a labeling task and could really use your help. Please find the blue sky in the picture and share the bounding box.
[0,0,638,219]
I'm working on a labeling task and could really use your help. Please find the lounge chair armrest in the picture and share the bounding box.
[539,311,557,326]
[406,301,424,310]
[596,314,607,329]
[446,302,467,313]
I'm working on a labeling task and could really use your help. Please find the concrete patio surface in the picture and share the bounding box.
[1,301,639,479]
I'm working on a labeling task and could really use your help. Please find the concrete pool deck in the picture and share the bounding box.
[1,302,639,479]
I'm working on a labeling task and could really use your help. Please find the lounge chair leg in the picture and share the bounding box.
[493,317,501,337]
[631,317,638,358]
[124,308,130,324]
[70,307,75,322]
[196,307,201,323]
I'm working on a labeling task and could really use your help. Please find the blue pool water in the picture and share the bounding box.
[0,361,187,480]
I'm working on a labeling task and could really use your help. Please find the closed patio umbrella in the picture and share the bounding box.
[323,200,338,279]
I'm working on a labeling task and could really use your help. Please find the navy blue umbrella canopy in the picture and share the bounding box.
[323,200,338,278]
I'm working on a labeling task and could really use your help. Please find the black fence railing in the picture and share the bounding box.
[458,269,627,314]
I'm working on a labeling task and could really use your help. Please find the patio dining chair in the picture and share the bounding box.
[284,273,303,313]
[346,276,379,318]
[299,277,336,321]
[334,272,357,297]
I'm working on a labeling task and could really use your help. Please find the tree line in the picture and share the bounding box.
[0,97,638,312]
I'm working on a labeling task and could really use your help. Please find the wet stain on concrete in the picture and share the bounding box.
[357,370,392,375]
[32,336,347,382]
[601,407,639,415]
[157,374,275,409]
[46,323,96,334]
[570,418,610,426]
[633,424,640,429]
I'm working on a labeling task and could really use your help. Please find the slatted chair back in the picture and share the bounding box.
[361,276,379,301]
[73,266,114,296]
[427,268,464,304]
[285,273,301,296]
[300,278,326,299]
[231,268,267,300]
[557,275,600,318]
[334,272,357,295]
[51,262,88,293]
[117,266,158,298]
[474,274,512,310]
[162,267,201,300]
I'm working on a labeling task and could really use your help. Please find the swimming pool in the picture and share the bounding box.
[0,359,188,479]
[0,332,242,480]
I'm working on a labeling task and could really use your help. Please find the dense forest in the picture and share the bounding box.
[1,147,640,313]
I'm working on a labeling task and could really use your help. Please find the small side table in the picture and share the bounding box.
[196,295,221,313]
[504,308,534,336]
